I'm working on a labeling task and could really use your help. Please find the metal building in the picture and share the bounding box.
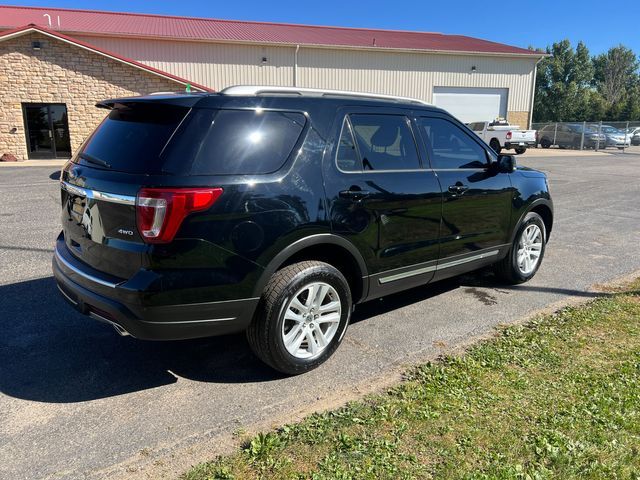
[0,5,545,160]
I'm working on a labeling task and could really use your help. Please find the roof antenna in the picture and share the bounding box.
[372,37,376,46]
[57,16,61,28]
[43,13,51,27]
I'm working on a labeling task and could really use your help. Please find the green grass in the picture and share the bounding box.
[183,281,640,480]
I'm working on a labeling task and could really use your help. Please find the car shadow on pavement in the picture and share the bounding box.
[1,275,463,403]
[0,276,282,403]
[459,269,618,298]
[0,272,619,404]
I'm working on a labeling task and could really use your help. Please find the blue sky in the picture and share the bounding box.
[7,0,640,55]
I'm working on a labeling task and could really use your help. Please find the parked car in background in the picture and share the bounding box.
[623,127,640,145]
[468,119,536,154]
[52,86,553,374]
[537,123,606,149]
[601,125,631,149]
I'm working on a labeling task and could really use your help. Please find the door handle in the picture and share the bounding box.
[339,189,371,201]
[448,184,469,194]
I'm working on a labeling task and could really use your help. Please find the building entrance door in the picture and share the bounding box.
[23,103,71,159]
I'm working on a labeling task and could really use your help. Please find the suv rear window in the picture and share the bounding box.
[78,102,189,174]
[164,109,306,175]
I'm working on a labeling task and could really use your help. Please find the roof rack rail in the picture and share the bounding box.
[220,85,431,106]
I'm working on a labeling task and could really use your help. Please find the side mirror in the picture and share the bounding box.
[496,154,516,173]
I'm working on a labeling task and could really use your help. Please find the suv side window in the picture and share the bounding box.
[418,117,488,169]
[164,109,306,175]
[336,118,361,172]
[348,114,420,171]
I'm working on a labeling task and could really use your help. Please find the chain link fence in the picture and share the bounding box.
[530,121,640,151]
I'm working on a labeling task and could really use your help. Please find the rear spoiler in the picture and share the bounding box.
[96,93,209,110]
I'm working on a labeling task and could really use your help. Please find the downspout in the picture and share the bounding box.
[293,44,300,87]
[528,56,544,129]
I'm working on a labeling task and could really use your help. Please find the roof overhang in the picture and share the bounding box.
[0,24,213,92]
[45,29,549,60]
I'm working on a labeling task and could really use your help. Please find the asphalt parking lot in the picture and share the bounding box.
[2,150,640,479]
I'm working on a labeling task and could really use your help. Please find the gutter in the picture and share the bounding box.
[528,56,545,128]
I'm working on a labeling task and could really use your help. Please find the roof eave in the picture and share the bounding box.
[32,29,547,59]
[0,25,213,91]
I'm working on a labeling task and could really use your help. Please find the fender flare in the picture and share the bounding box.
[509,198,554,245]
[252,233,369,298]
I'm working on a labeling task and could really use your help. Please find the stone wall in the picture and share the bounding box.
[0,32,185,160]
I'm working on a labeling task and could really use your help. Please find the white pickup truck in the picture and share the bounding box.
[468,120,537,155]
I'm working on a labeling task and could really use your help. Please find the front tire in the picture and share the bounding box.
[247,261,352,375]
[540,138,551,149]
[494,212,546,284]
[514,147,527,155]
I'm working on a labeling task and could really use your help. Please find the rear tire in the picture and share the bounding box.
[489,139,502,154]
[246,261,352,375]
[494,212,546,284]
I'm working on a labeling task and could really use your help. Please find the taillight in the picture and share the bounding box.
[136,187,223,244]
[506,131,512,140]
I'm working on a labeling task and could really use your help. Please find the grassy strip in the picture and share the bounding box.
[184,281,640,480]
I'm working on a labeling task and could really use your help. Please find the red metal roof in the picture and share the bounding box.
[0,24,213,91]
[0,5,540,56]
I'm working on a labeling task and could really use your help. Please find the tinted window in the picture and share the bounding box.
[336,118,360,172]
[79,103,189,174]
[349,114,420,171]
[418,117,488,169]
[164,109,306,175]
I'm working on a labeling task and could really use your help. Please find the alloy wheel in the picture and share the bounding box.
[517,224,543,275]
[281,282,342,359]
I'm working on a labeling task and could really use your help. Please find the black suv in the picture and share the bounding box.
[53,86,553,374]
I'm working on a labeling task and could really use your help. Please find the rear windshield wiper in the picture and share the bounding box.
[79,152,111,169]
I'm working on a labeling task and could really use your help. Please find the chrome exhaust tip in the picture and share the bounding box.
[88,311,131,337]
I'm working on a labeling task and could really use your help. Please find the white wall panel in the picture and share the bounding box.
[74,35,295,89]
[297,48,535,111]
[73,35,537,112]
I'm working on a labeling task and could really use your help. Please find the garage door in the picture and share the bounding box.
[432,87,508,124]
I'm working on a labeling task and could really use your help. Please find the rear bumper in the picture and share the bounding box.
[505,141,536,149]
[53,241,259,340]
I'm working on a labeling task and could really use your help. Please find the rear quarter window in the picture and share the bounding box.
[164,109,306,175]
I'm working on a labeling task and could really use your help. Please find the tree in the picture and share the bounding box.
[534,40,595,122]
[593,46,639,107]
